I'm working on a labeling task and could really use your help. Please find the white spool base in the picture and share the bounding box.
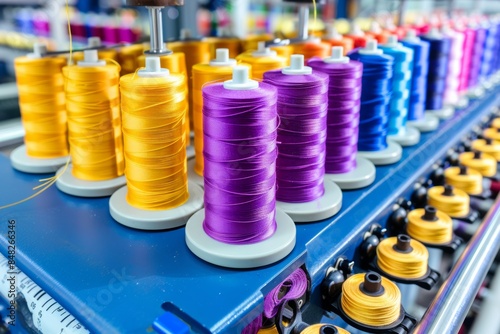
[325,157,376,189]
[357,141,402,166]
[185,208,296,268]
[109,183,204,230]
[55,164,126,197]
[10,145,69,174]
[467,86,485,99]
[187,159,204,188]
[186,145,195,160]
[276,179,342,223]
[456,96,469,109]
[428,105,454,120]
[387,126,420,147]
[407,113,440,132]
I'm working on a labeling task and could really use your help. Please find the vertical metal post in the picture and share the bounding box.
[398,0,407,26]
[146,6,170,55]
[298,5,309,40]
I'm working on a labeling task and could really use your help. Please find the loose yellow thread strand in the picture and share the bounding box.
[120,74,189,210]
[14,57,69,158]
[376,237,429,279]
[192,63,251,176]
[407,208,453,245]
[63,63,124,181]
[459,151,497,177]
[444,166,483,195]
[65,0,72,64]
[341,273,401,327]
[427,186,470,218]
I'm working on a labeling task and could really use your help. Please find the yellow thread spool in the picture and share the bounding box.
[444,166,482,195]
[241,34,274,52]
[271,45,294,64]
[137,52,190,146]
[376,235,429,279]
[407,207,453,245]
[300,324,350,334]
[73,49,118,63]
[236,43,287,80]
[490,118,500,129]
[192,52,250,176]
[62,59,124,181]
[205,37,242,58]
[459,151,497,177]
[117,44,145,75]
[341,273,401,327]
[167,39,211,132]
[427,185,470,218]
[14,55,68,158]
[120,68,189,210]
[257,325,278,334]
[291,40,331,61]
[472,138,500,161]
[483,127,500,141]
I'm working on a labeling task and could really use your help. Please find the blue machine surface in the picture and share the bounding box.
[0,88,499,334]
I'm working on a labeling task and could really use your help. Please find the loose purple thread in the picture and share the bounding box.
[241,268,308,334]
[308,57,363,174]
[202,83,278,245]
[263,69,329,203]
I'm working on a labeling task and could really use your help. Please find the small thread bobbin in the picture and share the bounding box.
[444,165,483,195]
[459,150,497,177]
[427,185,470,218]
[407,206,453,245]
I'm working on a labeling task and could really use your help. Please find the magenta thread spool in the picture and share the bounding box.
[263,54,342,222]
[442,26,465,108]
[309,47,376,189]
[467,24,486,98]
[185,66,296,268]
[457,26,475,95]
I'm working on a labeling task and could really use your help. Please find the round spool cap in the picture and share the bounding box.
[358,40,383,55]
[357,141,403,165]
[252,41,277,58]
[223,66,258,90]
[281,54,312,75]
[326,24,342,40]
[349,23,365,37]
[325,156,376,189]
[407,112,440,132]
[388,126,421,147]
[109,183,204,230]
[27,42,47,59]
[55,164,126,197]
[77,50,106,67]
[384,34,400,48]
[187,158,204,188]
[276,179,342,223]
[138,56,170,78]
[88,36,102,48]
[209,48,237,67]
[323,46,349,64]
[10,145,69,174]
[403,29,420,43]
[185,208,296,268]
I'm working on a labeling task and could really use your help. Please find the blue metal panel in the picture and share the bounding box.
[0,88,498,334]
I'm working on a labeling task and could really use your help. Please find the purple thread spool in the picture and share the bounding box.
[263,55,342,222]
[309,47,376,189]
[185,66,296,268]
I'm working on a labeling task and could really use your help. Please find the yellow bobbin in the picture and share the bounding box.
[376,235,429,279]
[472,138,500,161]
[491,118,500,129]
[459,151,497,177]
[271,45,294,64]
[444,166,483,195]
[236,50,287,80]
[407,207,453,245]
[341,272,401,327]
[483,127,500,141]
[72,49,118,63]
[241,34,274,51]
[137,52,187,74]
[300,324,350,334]
[427,185,470,218]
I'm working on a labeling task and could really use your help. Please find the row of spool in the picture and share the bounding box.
[8,11,500,334]
[9,13,500,269]
[245,108,500,334]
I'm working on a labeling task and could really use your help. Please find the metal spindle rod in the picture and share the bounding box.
[297,6,309,40]
[145,6,171,55]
